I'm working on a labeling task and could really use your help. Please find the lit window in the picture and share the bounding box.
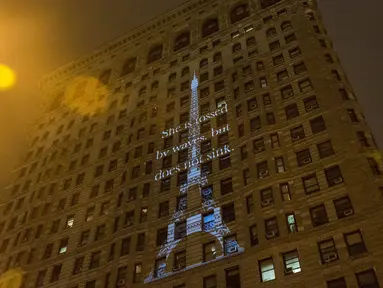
[259,258,275,282]
[283,250,301,274]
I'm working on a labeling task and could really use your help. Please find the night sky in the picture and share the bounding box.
[0,0,382,188]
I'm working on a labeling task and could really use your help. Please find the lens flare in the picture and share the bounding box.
[0,268,24,288]
[0,64,16,91]
[63,75,108,115]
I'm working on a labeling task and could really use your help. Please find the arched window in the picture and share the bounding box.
[201,18,219,38]
[266,28,277,38]
[174,32,190,51]
[232,43,242,54]
[147,44,163,64]
[213,52,222,63]
[200,58,208,69]
[181,67,189,77]
[281,21,292,32]
[230,3,250,24]
[98,69,112,86]
[121,57,137,76]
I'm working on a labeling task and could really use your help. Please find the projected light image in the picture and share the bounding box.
[145,74,243,282]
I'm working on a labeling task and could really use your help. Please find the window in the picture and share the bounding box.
[250,116,261,131]
[269,40,280,51]
[259,258,275,282]
[73,257,84,275]
[327,278,347,288]
[347,109,359,122]
[36,270,47,287]
[50,264,62,282]
[136,233,145,251]
[257,161,269,179]
[286,213,297,233]
[124,211,134,227]
[121,57,136,76]
[256,61,264,71]
[247,97,258,111]
[225,266,241,288]
[285,33,296,43]
[357,131,370,147]
[157,227,167,246]
[230,3,249,23]
[296,149,312,166]
[334,196,354,218]
[243,169,250,186]
[203,241,217,262]
[79,230,90,246]
[266,112,276,125]
[281,84,294,99]
[302,173,320,194]
[174,221,187,240]
[281,21,292,31]
[219,154,231,169]
[266,27,277,38]
[89,251,101,269]
[275,157,285,173]
[344,230,367,257]
[285,103,299,119]
[133,263,142,283]
[232,43,242,53]
[273,54,284,66]
[220,177,233,195]
[120,237,130,256]
[332,70,341,81]
[289,47,301,58]
[222,202,235,223]
[140,207,148,223]
[202,18,219,38]
[203,275,217,288]
[269,133,280,148]
[310,116,326,133]
[294,62,307,74]
[299,78,313,92]
[277,69,289,81]
[318,238,338,264]
[246,195,254,214]
[317,140,334,158]
[147,44,163,64]
[95,224,106,240]
[261,187,274,207]
[283,250,301,275]
[58,238,68,254]
[310,204,328,226]
[265,217,279,239]
[280,183,291,201]
[174,31,190,51]
[367,157,381,175]
[356,269,379,288]
[325,165,343,186]
[43,243,54,259]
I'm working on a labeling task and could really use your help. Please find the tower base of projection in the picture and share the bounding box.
[144,206,244,283]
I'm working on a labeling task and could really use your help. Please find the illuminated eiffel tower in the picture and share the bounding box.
[145,73,243,282]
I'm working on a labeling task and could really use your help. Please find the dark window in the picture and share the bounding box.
[221,178,233,195]
[296,148,312,166]
[89,251,101,269]
[246,195,254,214]
[281,84,294,99]
[260,187,274,207]
[266,112,276,125]
[302,173,320,194]
[304,95,319,111]
[174,250,186,270]
[285,103,299,120]
[367,157,381,175]
[280,183,291,201]
[250,116,261,131]
[203,274,217,288]
[174,221,187,240]
[136,233,145,251]
[219,154,231,169]
[157,227,168,246]
[277,69,289,81]
[147,45,163,64]
[291,125,305,141]
[121,58,136,76]
[265,217,279,239]
[249,225,258,246]
[325,165,343,186]
[159,201,169,218]
[120,237,131,256]
[289,47,301,58]
[347,109,359,122]
[174,31,190,51]
[356,269,379,288]
[317,141,334,158]
[221,267,239,288]
[310,116,326,133]
[230,4,249,23]
[269,40,280,51]
[327,278,347,288]
[334,196,354,219]
[202,18,219,38]
[357,131,370,147]
[257,161,269,179]
[318,238,338,264]
[344,230,367,257]
[222,203,235,223]
[310,204,328,226]
[294,62,307,74]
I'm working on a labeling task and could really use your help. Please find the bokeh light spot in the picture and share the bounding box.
[0,64,16,91]
[0,268,24,288]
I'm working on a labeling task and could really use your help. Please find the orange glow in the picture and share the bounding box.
[63,76,108,115]
[0,64,16,91]
[0,268,24,288]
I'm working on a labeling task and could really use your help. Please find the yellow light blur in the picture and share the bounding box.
[0,64,16,91]
[63,75,108,115]
[0,268,24,288]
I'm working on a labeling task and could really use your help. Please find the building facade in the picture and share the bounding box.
[1,0,383,287]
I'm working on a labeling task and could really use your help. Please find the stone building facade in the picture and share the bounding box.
[1,0,383,287]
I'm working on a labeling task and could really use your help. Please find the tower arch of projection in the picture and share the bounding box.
[145,74,244,282]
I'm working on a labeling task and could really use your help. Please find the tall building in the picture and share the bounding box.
[1,0,383,287]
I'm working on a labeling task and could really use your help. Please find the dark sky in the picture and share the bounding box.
[0,0,382,188]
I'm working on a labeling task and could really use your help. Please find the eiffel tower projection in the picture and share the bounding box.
[145,73,244,283]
